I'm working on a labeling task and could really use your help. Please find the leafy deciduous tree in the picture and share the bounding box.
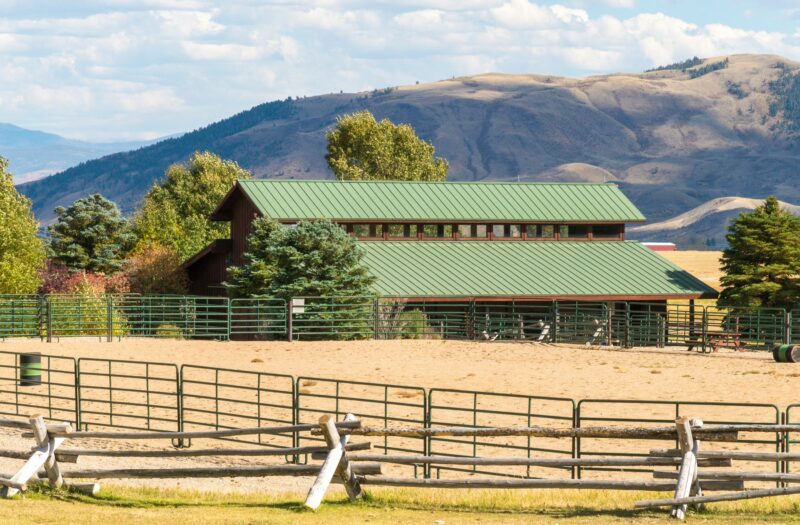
[134,151,251,261]
[122,241,188,295]
[325,110,448,182]
[48,193,134,274]
[0,156,45,294]
[719,196,800,309]
[225,218,375,300]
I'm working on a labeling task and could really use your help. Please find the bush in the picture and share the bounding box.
[397,309,428,339]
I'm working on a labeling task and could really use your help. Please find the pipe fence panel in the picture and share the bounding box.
[375,300,472,340]
[291,297,376,340]
[295,377,427,475]
[576,399,782,484]
[663,303,706,348]
[229,298,287,339]
[76,358,180,432]
[113,295,230,339]
[553,302,608,345]
[0,351,77,426]
[622,303,668,348]
[180,365,295,450]
[47,295,111,339]
[704,307,786,350]
[427,389,575,479]
[0,295,43,339]
[472,302,554,342]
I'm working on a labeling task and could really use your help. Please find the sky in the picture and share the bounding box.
[1,0,800,142]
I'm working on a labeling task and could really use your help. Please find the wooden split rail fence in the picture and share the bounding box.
[1,415,800,520]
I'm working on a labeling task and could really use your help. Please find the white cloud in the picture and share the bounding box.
[0,1,799,141]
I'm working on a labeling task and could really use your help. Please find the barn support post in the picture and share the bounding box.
[606,302,614,346]
[623,302,631,348]
[552,301,559,343]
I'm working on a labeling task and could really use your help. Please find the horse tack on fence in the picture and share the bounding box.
[179,365,296,449]
[76,358,180,433]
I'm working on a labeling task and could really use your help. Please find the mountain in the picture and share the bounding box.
[627,197,800,249]
[0,123,157,184]
[18,54,800,224]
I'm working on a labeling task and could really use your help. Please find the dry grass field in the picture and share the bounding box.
[659,250,723,291]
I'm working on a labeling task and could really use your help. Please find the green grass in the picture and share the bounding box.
[2,485,800,524]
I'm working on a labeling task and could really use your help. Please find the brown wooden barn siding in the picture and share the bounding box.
[186,251,229,297]
[231,193,261,265]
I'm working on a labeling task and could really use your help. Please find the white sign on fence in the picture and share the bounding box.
[291,298,306,315]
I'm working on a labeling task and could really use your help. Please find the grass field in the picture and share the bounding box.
[659,250,723,292]
[3,486,800,525]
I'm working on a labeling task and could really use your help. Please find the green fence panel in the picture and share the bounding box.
[229,298,287,339]
[113,295,230,339]
[375,299,472,340]
[576,399,782,483]
[0,351,78,425]
[77,358,180,432]
[0,295,43,339]
[290,297,376,340]
[472,302,554,342]
[427,389,575,479]
[47,294,111,339]
[295,376,427,475]
[705,307,786,350]
[553,302,608,344]
[180,365,295,450]
[662,303,706,348]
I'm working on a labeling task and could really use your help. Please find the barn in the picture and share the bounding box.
[184,180,716,321]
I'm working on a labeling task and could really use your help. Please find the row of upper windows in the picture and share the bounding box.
[329,223,624,240]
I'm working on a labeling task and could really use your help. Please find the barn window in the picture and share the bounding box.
[352,224,370,237]
[593,224,623,239]
[492,225,521,238]
[423,224,452,238]
[388,224,412,238]
[560,225,589,239]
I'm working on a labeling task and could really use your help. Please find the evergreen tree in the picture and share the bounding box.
[326,110,448,181]
[226,218,375,299]
[48,194,134,274]
[719,196,800,309]
[0,157,45,293]
[134,151,251,261]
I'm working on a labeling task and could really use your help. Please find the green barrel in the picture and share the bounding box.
[19,353,42,386]
[773,344,799,363]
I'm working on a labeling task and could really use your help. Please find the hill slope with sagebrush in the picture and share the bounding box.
[18,54,800,231]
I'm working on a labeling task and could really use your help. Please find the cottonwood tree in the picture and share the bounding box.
[225,218,375,299]
[0,157,45,293]
[719,196,800,309]
[325,110,448,181]
[48,194,134,274]
[134,151,251,261]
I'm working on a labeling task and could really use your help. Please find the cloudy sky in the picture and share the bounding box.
[1,0,799,142]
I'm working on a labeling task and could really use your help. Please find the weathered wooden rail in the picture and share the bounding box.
[3,415,800,521]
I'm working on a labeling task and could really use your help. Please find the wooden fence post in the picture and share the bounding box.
[304,413,362,510]
[1,415,70,498]
[30,415,63,488]
[671,417,698,520]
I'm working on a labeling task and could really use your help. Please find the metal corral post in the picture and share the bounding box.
[623,302,631,348]
[373,297,379,340]
[606,302,613,346]
[552,301,559,343]
[785,310,792,344]
[46,300,52,343]
[106,296,113,343]
[287,300,293,342]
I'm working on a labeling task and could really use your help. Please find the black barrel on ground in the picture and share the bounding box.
[773,344,800,363]
[19,353,42,386]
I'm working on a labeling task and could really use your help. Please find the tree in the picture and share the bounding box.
[134,151,251,261]
[48,193,134,274]
[325,110,448,181]
[225,218,375,299]
[719,196,800,309]
[122,242,188,295]
[0,157,45,294]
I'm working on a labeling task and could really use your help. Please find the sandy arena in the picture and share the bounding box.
[0,337,796,495]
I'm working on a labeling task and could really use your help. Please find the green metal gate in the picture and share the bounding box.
[290,297,376,340]
[553,302,608,344]
[375,299,472,340]
[180,365,295,449]
[114,295,230,339]
[0,295,43,339]
[472,302,553,341]
[427,388,575,479]
[705,307,786,349]
[576,399,782,482]
[0,351,78,425]
[76,358,180,432]
[229,298,287,339]
[47,294,111,339]
[295,377,427,474]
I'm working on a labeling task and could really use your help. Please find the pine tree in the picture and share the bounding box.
[225,218,375,299]
[0,157,45,293]
[48,193,134,274]
[719,196,800,309]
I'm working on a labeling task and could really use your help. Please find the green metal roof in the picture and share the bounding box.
[235,180,646,223]
[359,241,716,299]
